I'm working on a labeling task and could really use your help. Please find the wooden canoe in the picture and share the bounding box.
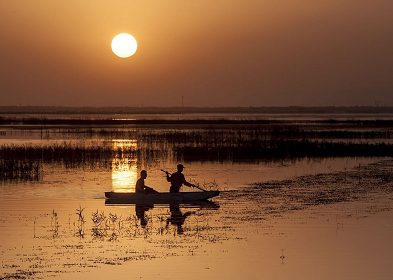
[104,190,219,204]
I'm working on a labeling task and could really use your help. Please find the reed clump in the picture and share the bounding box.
[0,140,170,169]
[75,205,86,238]
[0,159,41,180]
[175,139,393,162]
[1,139,393,166]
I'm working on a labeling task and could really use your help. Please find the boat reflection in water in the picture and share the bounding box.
[106,199,219,235]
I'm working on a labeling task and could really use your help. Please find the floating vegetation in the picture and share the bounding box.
[0,270,38,280]
[242,159,393,217]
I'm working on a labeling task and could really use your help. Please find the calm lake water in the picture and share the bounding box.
[1,113,392,279]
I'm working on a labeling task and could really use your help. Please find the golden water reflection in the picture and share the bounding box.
[111,139,138,193]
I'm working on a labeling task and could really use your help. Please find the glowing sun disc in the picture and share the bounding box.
[111,33,137,58]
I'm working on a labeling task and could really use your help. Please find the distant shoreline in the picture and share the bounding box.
[1,106,393,115]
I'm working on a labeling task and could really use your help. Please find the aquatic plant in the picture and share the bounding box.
[280,248,285,259]
[201,180,220,191]
[75,205,86,238]
[105,212,124,241]
[51,209,59,238]
[91,210,107,239]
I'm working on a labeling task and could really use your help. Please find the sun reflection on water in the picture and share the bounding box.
[111,140,138,193]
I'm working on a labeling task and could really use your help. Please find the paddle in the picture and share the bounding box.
[161,169,207,192]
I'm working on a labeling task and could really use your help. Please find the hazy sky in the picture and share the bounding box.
[1,0,393,107]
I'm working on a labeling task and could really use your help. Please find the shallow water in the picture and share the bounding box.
[2,159,393,280]
[1,116,393,279]
[1,156,384,199]
[1,186,392,280]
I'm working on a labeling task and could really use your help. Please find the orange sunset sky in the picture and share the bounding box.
[1,1,393,107]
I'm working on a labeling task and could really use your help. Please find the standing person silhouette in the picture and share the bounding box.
[166,164,196,193]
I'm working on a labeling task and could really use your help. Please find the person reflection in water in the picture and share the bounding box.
[166,164,196,193]
[135,170,158,194]
[166,204,193,235]
[135,205,151,228]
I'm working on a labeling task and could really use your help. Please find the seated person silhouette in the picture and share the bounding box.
[135,170,158,194]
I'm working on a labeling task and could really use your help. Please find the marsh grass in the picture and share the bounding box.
[51,209,59,238]
[0,159,41,181]
[1,138,393,169]
[29,207,214,245]
[91,210,107,239]
[1,122,393,169]
[75,206,86,238]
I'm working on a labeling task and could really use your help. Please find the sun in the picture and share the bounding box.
[111,33,137,58]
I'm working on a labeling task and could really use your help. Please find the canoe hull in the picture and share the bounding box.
[105,191,219,204]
